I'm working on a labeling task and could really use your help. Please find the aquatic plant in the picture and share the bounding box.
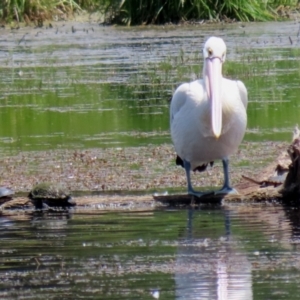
[107,0,254,24]
[0,0,298,24]
[81,0,298,25]
[89,0,298,24]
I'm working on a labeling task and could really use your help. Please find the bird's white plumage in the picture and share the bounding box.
[170,37,247,173]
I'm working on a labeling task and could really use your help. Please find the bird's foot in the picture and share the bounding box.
[215,186,238,196]
[188,189,215,198]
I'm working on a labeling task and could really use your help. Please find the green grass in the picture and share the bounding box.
[0,0,298,25]
[109,0,273,24]
[0,0,82,23]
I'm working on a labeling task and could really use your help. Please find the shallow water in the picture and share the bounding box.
[1,204,300,299]
[0,21,300,155]
[1,21,300,299]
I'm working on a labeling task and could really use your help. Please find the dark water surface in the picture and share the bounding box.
[0,21,300,155]
[1,204,300,299]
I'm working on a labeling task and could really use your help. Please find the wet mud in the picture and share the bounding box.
[0,140,290,213]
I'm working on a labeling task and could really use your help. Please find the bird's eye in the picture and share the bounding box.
[208,48,213,56]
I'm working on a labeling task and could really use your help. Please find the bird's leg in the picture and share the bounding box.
[183,160,194,193]
[215,158,238,195]
[183,159,213,198]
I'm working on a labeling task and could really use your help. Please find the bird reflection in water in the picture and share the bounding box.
[175,209,253,299]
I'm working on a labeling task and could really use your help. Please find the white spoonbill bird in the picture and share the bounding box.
[170,36,247,197]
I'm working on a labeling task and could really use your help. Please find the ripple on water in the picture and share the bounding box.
[1,204,300,298]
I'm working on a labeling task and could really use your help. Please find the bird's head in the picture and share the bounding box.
[203,36,226,64]
[203,37,227,138]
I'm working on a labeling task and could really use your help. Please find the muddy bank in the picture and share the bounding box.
[0,141,287,193]
[0,140,290,212]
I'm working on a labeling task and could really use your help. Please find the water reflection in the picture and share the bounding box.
[175,209,253,299]
[31,213,70,231]
[2,204,300,298]
[280,205,300,246]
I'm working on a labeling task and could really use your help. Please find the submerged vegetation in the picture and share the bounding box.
[0,0,298,25]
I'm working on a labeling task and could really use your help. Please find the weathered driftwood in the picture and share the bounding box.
[280,127,300,200]
[248,126,300,203]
